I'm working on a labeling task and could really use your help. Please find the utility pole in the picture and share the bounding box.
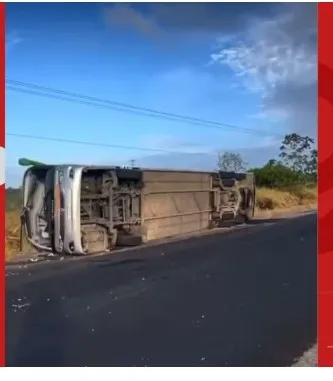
[129,159,136,168]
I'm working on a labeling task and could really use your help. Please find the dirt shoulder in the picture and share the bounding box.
[255,204,317,219]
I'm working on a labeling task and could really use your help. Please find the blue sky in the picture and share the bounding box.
[5,3,317,187]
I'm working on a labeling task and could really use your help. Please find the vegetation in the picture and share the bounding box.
[217,133,317,189]
[217,152,247,172]
[255,187,317,211]
[250,134,317,189]
[6,186,37,260]
[217,132,317,212]
[6,187,22,211]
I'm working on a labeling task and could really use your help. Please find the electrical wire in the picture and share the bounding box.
[6,132,213,155]
[6,79,283,138]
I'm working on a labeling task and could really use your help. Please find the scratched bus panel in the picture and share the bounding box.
[141,170,213,241]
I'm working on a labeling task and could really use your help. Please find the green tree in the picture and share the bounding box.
[279,133,317,181]
[250,161,300,188]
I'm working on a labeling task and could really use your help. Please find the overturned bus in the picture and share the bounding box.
[21,163,256,255]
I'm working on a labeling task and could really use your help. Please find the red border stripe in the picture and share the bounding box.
[0,1,5,368]
[318,2,333,367]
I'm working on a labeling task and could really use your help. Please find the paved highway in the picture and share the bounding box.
[6,212,317,366]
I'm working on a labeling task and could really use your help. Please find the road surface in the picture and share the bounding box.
[6,212,317,366]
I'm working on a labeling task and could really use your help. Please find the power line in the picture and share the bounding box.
[6,86,177,121]
[6,79,283,138]
[6,132,213,155]
[6,84,271,136]
[8,86,250,133]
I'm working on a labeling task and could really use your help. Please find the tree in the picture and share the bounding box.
[279,133,317,180]
[217,152,247,172]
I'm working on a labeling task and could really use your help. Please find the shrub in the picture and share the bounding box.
[250,161,316,189]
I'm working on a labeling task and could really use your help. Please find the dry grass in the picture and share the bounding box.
[256,186,317,212]
[5,186,317,261]
[5,210,35,261]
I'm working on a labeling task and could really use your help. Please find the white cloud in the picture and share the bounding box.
[104,3,317,138]
[6,32,22,52]
[211,4,317,137]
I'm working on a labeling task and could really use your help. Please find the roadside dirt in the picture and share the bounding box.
[255,204,317,219]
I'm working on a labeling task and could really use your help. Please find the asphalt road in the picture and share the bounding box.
[6,212,317,367]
